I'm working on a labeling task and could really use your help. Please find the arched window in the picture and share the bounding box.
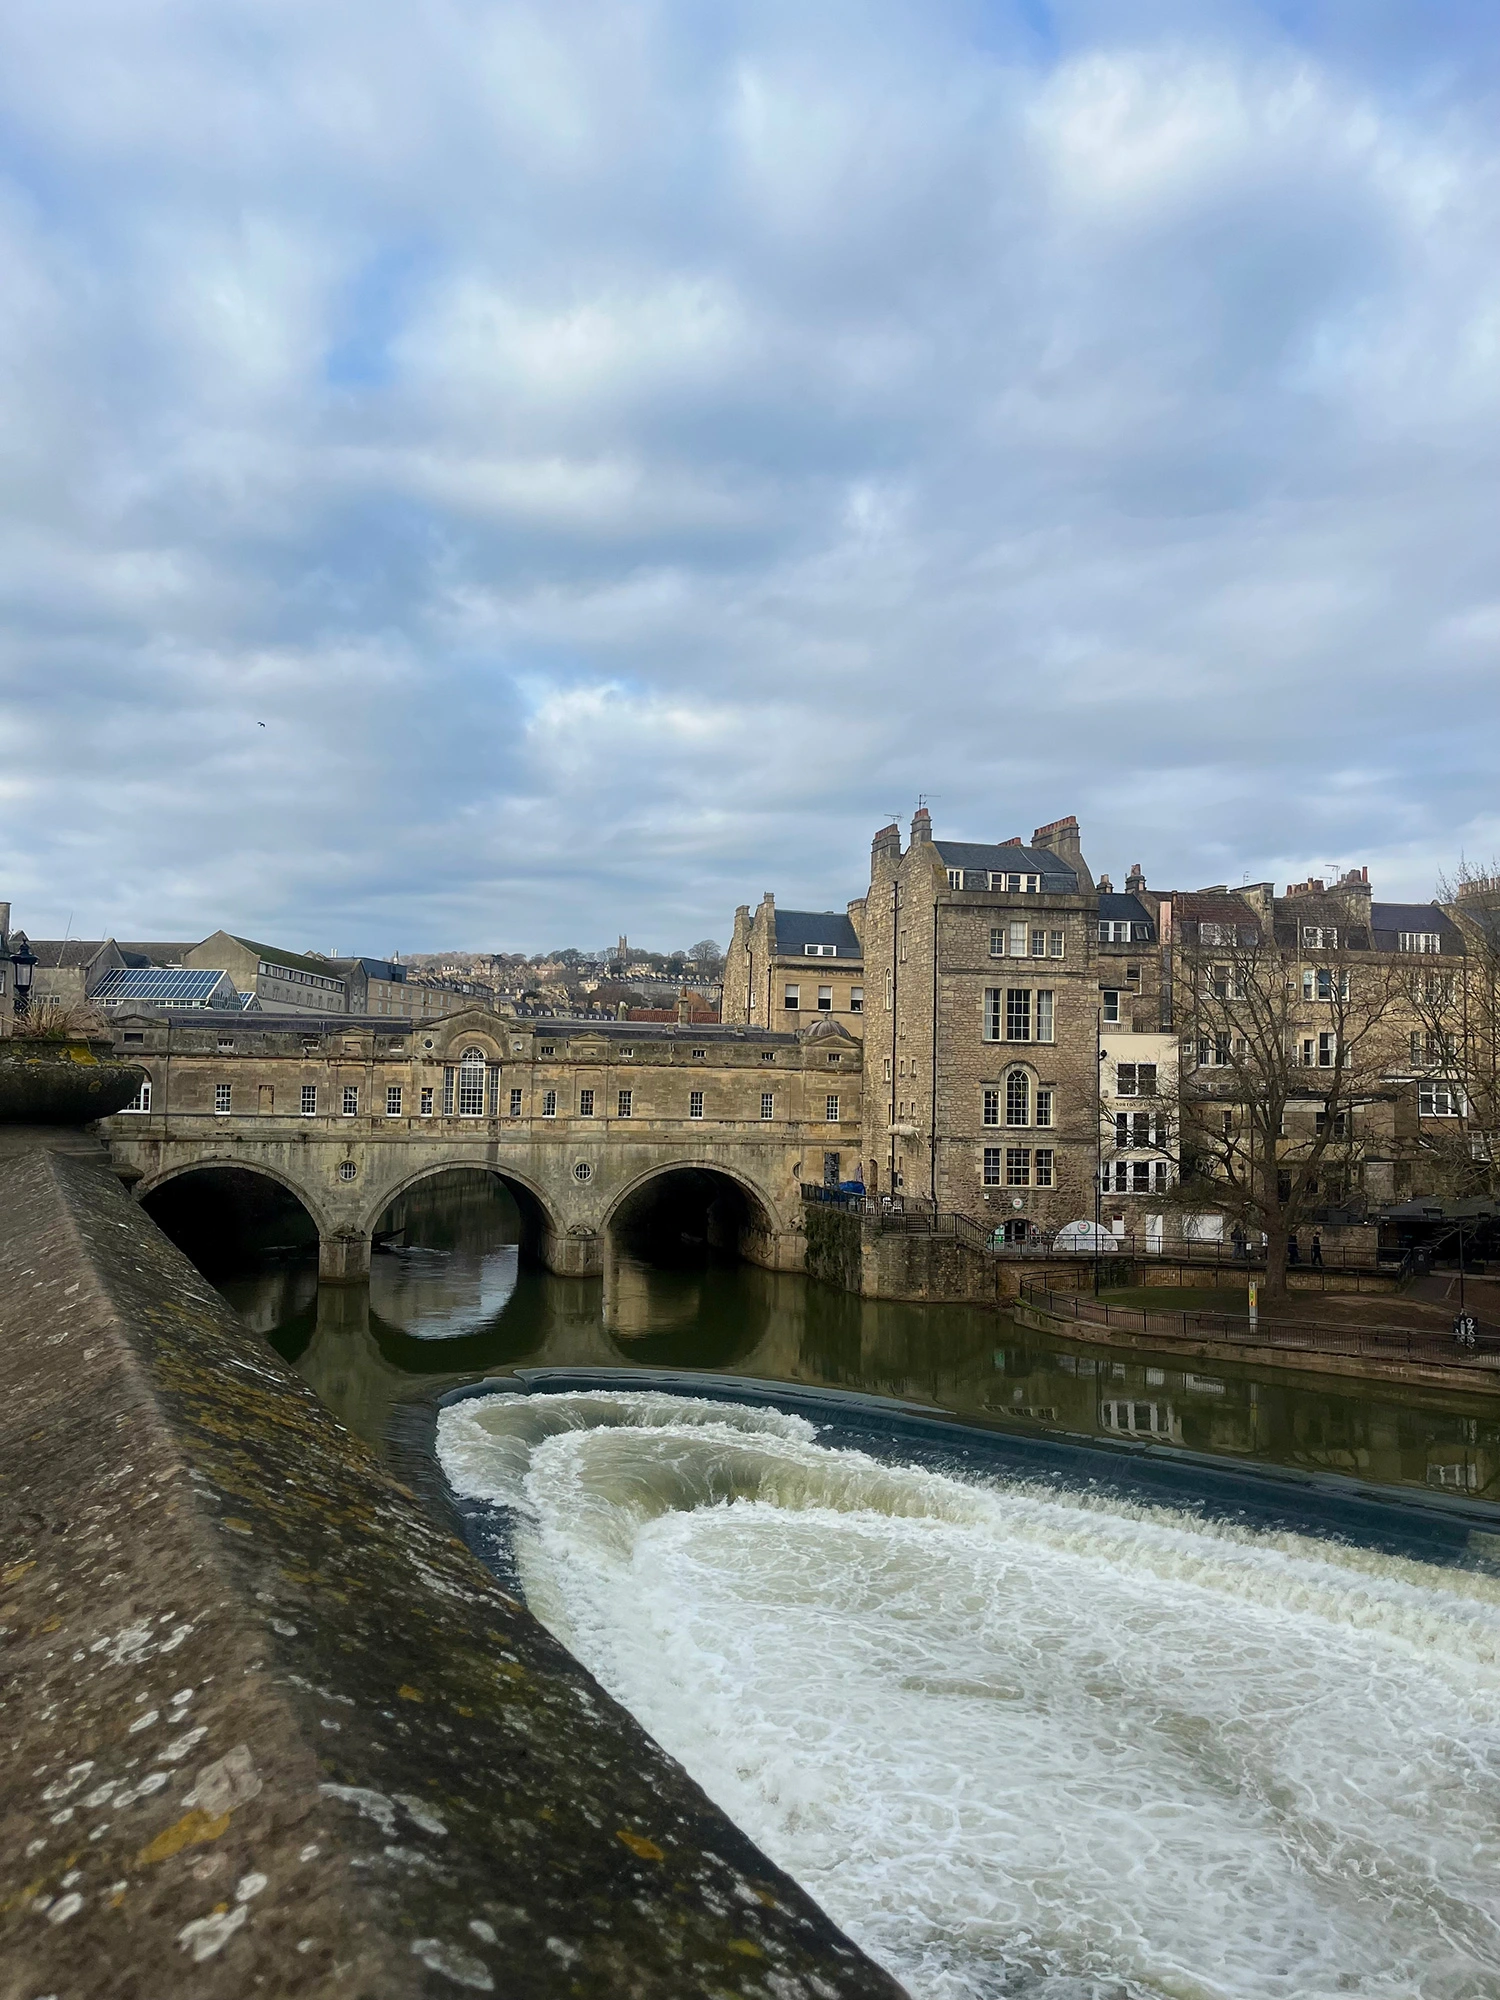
[1006,1070,1030,1126]
[457,1046,486,1117]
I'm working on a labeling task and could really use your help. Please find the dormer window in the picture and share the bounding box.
[1302,926,1337,949]
[988,872,1038,893]
[803,943,838,956]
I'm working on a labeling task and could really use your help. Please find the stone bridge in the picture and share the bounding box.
[105,1006,865,1280]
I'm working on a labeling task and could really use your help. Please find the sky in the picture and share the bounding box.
[1,0,1497,954]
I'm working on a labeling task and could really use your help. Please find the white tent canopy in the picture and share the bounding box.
[1052,1220,1120,1254]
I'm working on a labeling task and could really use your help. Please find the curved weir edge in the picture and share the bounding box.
[0,1135,905,2000]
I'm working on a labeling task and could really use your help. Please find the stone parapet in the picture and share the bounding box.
[0,1141,903,1999]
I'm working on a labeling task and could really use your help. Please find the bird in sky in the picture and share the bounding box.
[257,721,266,728]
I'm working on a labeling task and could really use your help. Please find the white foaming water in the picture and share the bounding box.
[437,1390,1500,2000]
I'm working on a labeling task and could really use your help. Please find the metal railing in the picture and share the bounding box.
[798,1189,1390,1279]
[1020,1283,1498,1366]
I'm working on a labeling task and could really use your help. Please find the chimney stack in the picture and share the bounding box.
[1031,814,1093,891]
[1126,863,1146,893]
[910,805,932,846]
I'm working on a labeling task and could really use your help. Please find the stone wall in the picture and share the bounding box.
[0,1136,902,2000]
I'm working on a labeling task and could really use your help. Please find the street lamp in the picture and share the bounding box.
[9,935,36,1017]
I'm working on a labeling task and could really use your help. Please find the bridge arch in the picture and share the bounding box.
[603,1159,785,1271]
[136,1159,331,1278]
[362,1160,563,1268]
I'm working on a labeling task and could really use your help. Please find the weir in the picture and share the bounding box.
[0,1127,903,1999]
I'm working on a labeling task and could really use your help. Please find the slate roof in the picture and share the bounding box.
[1369,903,1465,954]
[772,910,862,958]
[27,940,114,969]
[117,942,200,967]
[1098,893,1154,935]
[933,842,1079,892]
[1172,891,1263,944]
[230,935,349,982]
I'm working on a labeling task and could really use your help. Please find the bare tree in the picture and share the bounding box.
[1162,894,1404,1296]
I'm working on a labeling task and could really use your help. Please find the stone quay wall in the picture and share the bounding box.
[0,1135,903,2000]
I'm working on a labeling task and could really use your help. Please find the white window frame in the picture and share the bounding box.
[817,985,833,1011]
[342,1084,359,1116]
[579,1087,595,1117]
[783,983,800,1011]
[1302,925,1338,949]
[386,1085,403,1117]
[1398,932,1442,954]
[510,1088,523,1116]
[617,1089,632,1118]
[300,1083,317,1116]
[689,1089,705,1119]
[542,1089,557,1118]
[1102,990,1120,1024]
[982,1145,1002,1186]
[850,986,863,1012]
[122,1077,152,1114]
[1034,1147,1054,1188]
[1005,1071,1029,1126]
[419,1086,434,1116]
[982,1087,1000,1127]
[826,1093,841,1122]
[761,1091,775,1121]
[214,1082,232,1115]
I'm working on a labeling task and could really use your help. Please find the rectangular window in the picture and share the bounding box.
[617,1089,632,1118]
[300,1084,317,1116]
[689,1089,704,1119]
[1006,989,1031,1041]
[1199,922,1231,946]
[1031,928,1047,958]
[420,1086,434,1116]
[1131,1160,1151,1192]
[826,1093,841,1122]
[1318,1032,1336,1068]
[1006,1071,1029,1125]
[542,1089,557,1117]
[982,1146,1002,1186]
[850,987,863,1012]
[1419,1083,1458,1116]
[947,868,962,889]
[510,1088,523,1116]
[443,1068,455,1115]
[761,1091,775,1120]
[1006,1147,1030,1186]
[1035,1088,1053,1128]
[1009,921,1027,957]
[983,1088,1000,1127]
[1302,925,1337,949]
[783,983,799,1010]
[1102,990,1120,1023]
[122,1078,152,1113]
[342,1085,358,1116]
[1036,991,1054,1042]
[1035,1148,1054,1187]
[1049,930,1064,958]
[386,1085,403,1116]
[214,1082,232,1114]
[1398,932,1442,953]
[984,988,1003,1040]
[579,1088,595,1116]
[1153,1160,1169,1192]
[990,927,1005,957]
[818,985,833,1011]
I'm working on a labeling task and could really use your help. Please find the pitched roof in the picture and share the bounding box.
[117,942,200,966]
[1098,893,1154,930]
[933,842,1080,891]
[230,936,348,982]
[1369,903,1465,955]
[772,910,862,957]
[26,939,114,969]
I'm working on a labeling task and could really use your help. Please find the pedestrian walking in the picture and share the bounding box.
[1311,1231,1323,1267]
[1288,1233,1301,1265]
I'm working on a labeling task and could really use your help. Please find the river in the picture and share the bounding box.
[208,1171,1500,2000]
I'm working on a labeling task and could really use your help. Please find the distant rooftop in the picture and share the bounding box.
[772,910,862,958]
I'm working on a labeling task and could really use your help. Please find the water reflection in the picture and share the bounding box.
[212,1174,1500,1507]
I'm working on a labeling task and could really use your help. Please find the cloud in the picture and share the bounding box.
[0,0,1497,949]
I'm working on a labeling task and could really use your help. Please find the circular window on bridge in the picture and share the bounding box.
[573,1161,593,1183]
[339,1160,358,1182]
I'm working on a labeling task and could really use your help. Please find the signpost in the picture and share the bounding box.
[1247,1280,1258,1333]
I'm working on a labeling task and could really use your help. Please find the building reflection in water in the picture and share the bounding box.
[207,1172,1500,1505]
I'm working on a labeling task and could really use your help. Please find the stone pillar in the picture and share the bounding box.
[541,1226,602,1278]
[318,1227,371,1284]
